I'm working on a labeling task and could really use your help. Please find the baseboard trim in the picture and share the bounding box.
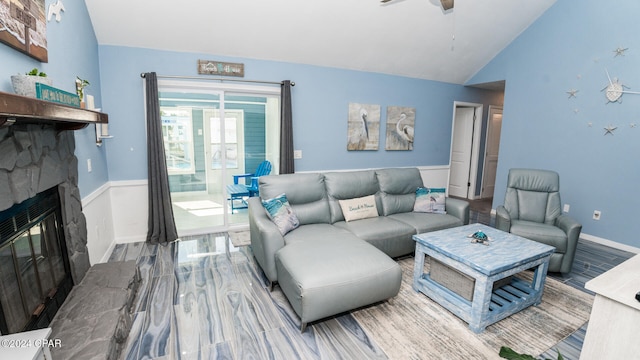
[116,235,148,244]
[580,233,640,254]
[99,241,117,264]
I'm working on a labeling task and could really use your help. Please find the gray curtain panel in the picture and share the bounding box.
[279,80,295,174]
[144,72,178,244]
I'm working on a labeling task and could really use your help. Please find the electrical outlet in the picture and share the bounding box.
[563,204,570,213]
[87,159,92,173]
[293,150,302,159]
[593,210,601,220]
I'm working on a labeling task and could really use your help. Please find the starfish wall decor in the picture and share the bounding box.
[613,47,629,57]
[604,124,618,135]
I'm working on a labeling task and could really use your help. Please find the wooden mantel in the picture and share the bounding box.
[0,91,108,131]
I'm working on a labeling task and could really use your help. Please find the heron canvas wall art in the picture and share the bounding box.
[347,103,380,151]
[385,106,415,150]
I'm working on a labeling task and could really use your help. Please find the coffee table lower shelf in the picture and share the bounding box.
[414,264,548,333]
[420,273,536,310]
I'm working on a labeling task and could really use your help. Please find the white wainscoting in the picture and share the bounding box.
[81,169,639,265]
[81,167,449,264]
[82,180,148,264]
[82,183,115,265]
[417,165,450,190]
[297,165,451,189]
[108,180,149,244]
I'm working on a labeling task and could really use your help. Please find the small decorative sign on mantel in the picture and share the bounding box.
[197,60,244,77]
[36,83,80,107]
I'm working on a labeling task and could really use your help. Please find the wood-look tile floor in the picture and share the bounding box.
[108,207,635,360]
[109,235,386,360]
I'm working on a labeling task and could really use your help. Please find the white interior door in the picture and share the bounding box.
[481,106,503,199]
[449,107,475,198]
[204,108,245,194]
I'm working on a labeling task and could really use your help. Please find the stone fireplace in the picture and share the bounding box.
[0,124,90,335]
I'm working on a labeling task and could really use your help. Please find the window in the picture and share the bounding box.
[161,108,195,175]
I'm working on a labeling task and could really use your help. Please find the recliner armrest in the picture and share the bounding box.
[556,214,582,243]
[495,205,511,232]
[556,214,582,273]
[248,197,285,284]
[445,197,470,225]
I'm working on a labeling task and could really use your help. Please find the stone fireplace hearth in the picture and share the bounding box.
[0,124,91,334]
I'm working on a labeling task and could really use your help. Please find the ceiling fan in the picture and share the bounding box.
[381,0,454,11]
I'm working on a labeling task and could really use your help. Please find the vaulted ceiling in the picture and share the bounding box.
[85,0,556,86]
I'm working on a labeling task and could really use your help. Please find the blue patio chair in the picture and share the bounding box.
[227,160,272,212]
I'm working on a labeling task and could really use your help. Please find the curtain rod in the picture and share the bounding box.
[140,73,294,86]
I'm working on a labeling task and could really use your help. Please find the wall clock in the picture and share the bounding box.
[602,69,640,103]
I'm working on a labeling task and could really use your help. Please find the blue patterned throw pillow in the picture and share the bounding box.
[414,187,447,214]
[262,193,300,235]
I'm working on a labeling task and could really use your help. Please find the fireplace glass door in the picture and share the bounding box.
[0,187,72,334]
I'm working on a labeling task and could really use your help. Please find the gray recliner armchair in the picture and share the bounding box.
[496,168,582,273]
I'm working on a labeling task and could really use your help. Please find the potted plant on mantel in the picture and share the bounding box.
[75,76,90,108]
[10,68,53,97]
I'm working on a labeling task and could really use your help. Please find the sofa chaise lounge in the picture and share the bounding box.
[248,167,469,330]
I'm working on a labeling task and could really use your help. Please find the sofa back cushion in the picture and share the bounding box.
[376,168,424,216]
[324,170,381,223]
[259,173,330,225]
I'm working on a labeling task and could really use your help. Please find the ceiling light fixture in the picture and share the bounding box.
[440,0,454,11]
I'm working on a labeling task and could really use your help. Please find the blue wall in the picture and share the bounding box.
[0,0,106,198]
[99,45,502,183]
[469,0,640,247]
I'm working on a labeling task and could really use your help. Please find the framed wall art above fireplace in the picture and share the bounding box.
[0,0,48,62]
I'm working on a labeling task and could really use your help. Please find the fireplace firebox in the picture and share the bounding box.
[0,187,73,334]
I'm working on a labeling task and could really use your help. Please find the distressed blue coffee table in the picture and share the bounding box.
[412,223,555,333]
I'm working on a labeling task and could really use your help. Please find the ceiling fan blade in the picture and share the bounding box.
[380,0,393,3]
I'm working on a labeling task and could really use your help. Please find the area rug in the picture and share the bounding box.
[352,258,593,360]
[229,230,251,247]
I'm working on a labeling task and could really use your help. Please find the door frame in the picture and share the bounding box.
[447,101,483,200]
[480,105,503,199]
[158,79,281,235]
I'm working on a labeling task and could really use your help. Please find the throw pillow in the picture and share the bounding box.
[338,195,379,222]
[262,193,300,235]
[414,187,447,214]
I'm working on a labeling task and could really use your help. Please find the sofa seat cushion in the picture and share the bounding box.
[334,217,415,257]
[510,220,567,253]
[389,212,463,234]
[275,238,402,325]
[284,224,361,245]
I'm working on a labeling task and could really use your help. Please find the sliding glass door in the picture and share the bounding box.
[159,81,280,235]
